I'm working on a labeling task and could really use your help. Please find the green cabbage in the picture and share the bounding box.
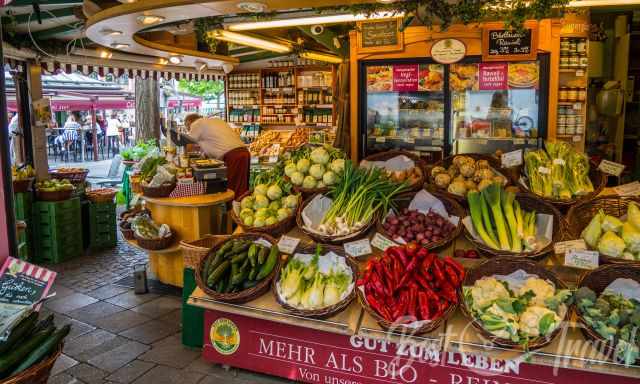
[290,171,304,185]
[322,171,337,186]
[240,196,253,210]
[309,164,325,180]
[265,216,278,226]
[284,195,298,209]
[284,163,297,177]
[253,217,266,227]
[581,212,603,248]
[269,200,281,211]
[310,147,329,165]
[243,216,254,226]
[267,184,283,200]
[254,183,268,196]
[621,222,640,253]
[302,175,317,189]
[277,208,290,221]
[297,158,311,173]
[597,231,626,258]
[330,159,345,174]
[253,194,269,209]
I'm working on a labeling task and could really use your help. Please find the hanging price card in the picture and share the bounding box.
[501,149,523,168]
[565,249,599,270]
[370,233,397,251]
[598,160,625,177]
[404,137,415,144]
[513,138,525,145]
[614,181,640,196]
[375,137,386,143]
[277,235,300,254]
[344,238,372,258]
[538,166,551,174]
[268,156,279,164]
[554,239,587,255]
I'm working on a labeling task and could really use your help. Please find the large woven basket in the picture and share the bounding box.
[362,150,426,193]
[296,193,377,245]
[292,184,329,198]
[0,343,62,384]
[521,166,606,210]
[35,189,73,202]
[195,233,279,304]
[142,182,176,198]
[49,168,89,183]
[464,193,567,260]
[87,188,117,203]
[12,178,34,193]
[230,191,298,238]
[180,235,226,270]
[426,153,514,205]
[575,264,640,365]
[376,190,465,252]
[134,232,175,250]
[567,196,640,265]
[120,224,135,240]
[460,257,568,351]
[272,244,356,319]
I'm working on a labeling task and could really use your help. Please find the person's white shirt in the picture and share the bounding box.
[106,118,121,137]
[187,117,245,160]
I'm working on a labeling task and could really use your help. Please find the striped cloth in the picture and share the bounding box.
[169,181,205,198]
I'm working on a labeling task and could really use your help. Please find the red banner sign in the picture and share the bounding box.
[479,63,508,90]
[203,310,638,384]
[392,65,419,92]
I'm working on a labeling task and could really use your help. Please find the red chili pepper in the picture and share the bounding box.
[422,252,436,272]
[406,242,418,257]
[388,246,408,267]
[444,265,460,287]
[420,268,433,282]
[431,258,446,282]
[371,273,386,298]
[367,294,392,321]
[393,258,402,284]
[407,284,418,319]
[392,290,409,320]
[418,291,430,320]
[416,247,428,259]
[444,256,465,280]
[415,273,431,291]
[439,281,458,303]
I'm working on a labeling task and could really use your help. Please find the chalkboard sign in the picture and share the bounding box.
[0,258,55,307]
[357,19,403,53]
[482,22,538,61]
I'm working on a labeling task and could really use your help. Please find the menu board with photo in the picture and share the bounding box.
[392,65,418,92]
[366,66,393,92]
[357,19,403,53]
[507,62,539,89]
[418,64,444,91]
[482,22,538,62]
[367,64,445,93]
[478,63,508,90]
[449,64,479,92]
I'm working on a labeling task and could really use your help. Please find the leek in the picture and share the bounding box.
[502,191,521,252]
[482,183,511,251]
[480,193,499,246]
[467,191,500,250]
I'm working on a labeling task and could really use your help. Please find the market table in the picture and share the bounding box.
[188,221,640,384]
[131,190,234,287]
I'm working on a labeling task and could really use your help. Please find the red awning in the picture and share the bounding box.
[7,99,135,112]
[167,99,202,109]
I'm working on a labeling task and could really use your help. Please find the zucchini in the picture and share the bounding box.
[9,325,71,377]
[0,312,38,355]
[30,314,54,336]
[256,246,279,280]
[0,327,54,376]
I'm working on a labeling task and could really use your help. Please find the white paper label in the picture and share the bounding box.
[538,166,551,175]
[598,159,625,177]
[553,158,566,166]
[344,238,372,258]
[501,149,523,168]
[576,69,585,77]
[432,139,444,146]
[370,233,397,251]
[375,137,386,143]
[251,157,259,164]
[573,103,582,110]
[404,137,415,144]
[554,239,587,255]
[565,249,599,270]
[268,156,279,164]
[573,135,582,142]
[614,181,640,196]
[513,138,525,145]
[277,235,300,254]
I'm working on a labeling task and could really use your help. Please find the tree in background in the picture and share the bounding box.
[135,78,161,141]
[177,79,225,111]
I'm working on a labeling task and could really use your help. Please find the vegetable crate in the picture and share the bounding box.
[14,192,33,221]
[85,201,117,250]
[33,198,83,264]
[14,192,34,260]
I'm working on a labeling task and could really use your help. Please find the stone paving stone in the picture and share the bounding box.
[74,335,130,363]
[93,310,152,333]
[157,309,181,325]
[104,360,155,384]
[88,341,150,372]
[48,372,86,384]
[45,292,98,313]
[51,353,79,376]
[106,291,159,309]
[236,369,292,384]
[66,363,108,384]
[119,320,180,344]
[50,284,76,299]
[129,297,182,319]
[64,329,119,359]
[138,339,200,369]
[86,284,130,300]
[55,316,97,340]
[131,365,203,384]
[68,301,127,326]
[184,357,228,376]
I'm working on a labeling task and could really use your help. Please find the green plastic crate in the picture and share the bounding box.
[33,198,83,263]
[182,268,203,348]
[88,201,117,250]
[14,192,33,221]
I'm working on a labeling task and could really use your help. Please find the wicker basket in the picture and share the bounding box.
[180,235,226,270]
[122,160,138,167]
[464,193,566,260]
[12,178,34,193]
[292,184,330,198]
[377,190,465,251]
[426,154,514,205]
[566,196,640,265]
[272,244,356,319]
[134,232,175,250]
[35,189,74,202]
[521,166,607,210]
[575,264,640,364]
[120,224,135,240]
[362,150,426,193]
[230,191,297,238]
[129,174,143,194]
[460,257,568,351]
[87,188,117,203]
[195,233,279,304]
[142,182,176,198]
[0,344,63,384]
[49,168,89,183]
[296,193,377,245]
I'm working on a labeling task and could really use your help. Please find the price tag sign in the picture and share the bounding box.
[277,235,300,254]
[371,233,397,251]
[576,69,585,77]
[598,160,625,177]
[268,156,279,164]
[251,157,259,164]
[513,138,525,145]
[538,166,551,175]
[404,137,415,144]
[565,249,599,270]
[573,103,582,110]
[432,139,444,146]
[375,137,386,143]
[553,158,566,166]
[614,181,640,196]
[501,149,523,168]
[573,135,582,142]
[554,239,587,255]
[344,238,372,258]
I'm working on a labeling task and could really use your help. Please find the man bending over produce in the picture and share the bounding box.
[183,113,249,197]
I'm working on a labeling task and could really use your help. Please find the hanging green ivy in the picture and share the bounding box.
[194,16,229,55]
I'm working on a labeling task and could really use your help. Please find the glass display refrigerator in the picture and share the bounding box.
[358,55,550,158]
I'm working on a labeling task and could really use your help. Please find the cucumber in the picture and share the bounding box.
[0,312,38,355]
[248,244,258,267]
[230,252,248,265]
[257,247,269,265]
[9,325,71,377]
[205,253,224,278]
[256,246,279,280]
[248,266,258,281]
[0,327,54,376]
[242,280,258,289]
[30,314,54,336]
[215,241,234,258]
[207,261,230,287]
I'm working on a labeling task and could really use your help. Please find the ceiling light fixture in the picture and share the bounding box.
[194,60,208,72]
[568,0,640,6]
[209,30,292,53]
[169,55,183,64]
[99,50,113,59]
[136,15,165,26]
[158,58,169,65]
[299,50,343,64]
[110,43,130,49]
[228,12,403,31]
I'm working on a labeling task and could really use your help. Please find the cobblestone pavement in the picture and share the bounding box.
[43,233,291,384]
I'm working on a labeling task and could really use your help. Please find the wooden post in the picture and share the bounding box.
[91,104,98,161]
[26,62,48,180]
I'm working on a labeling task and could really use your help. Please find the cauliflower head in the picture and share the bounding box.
[518,278,555,306]
[470,277,510,310]
[519,306,561,337]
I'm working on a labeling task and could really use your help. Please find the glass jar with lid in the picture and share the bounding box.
[559,87,569,102]
[577,88,587,101]
[579,54,588,68]
[569,55,580,69]
[560,56,569,69]
[569,39,578,52]
[560,39,570,55]
[577,39,587,53]
[567,88,578,102]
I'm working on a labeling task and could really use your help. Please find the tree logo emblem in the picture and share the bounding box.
[210,318,240,355]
